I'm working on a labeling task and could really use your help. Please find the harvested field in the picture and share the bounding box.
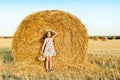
[0,39,120,79]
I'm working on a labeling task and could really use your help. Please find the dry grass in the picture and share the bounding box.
[88,39,120,79]
[0,39,120,79]
[0,55,4,67]
[0,38,12,48]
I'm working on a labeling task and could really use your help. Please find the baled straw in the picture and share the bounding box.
[112,36,116,40]
[12,10,88,70]
[102,36,108,41]
[93,36,99,41]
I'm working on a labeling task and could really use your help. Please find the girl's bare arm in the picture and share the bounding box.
[52,30,58,38]
[46,29,58,38]
[41,39,46,54]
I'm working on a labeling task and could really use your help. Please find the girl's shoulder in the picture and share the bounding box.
[44,38,48,41]
[46,37,53,39]
[45,38,52,41]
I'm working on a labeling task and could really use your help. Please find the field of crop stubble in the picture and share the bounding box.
[0,38,120,80]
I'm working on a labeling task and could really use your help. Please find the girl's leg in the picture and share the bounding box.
[49,56,52,70]
[46,57,49,71]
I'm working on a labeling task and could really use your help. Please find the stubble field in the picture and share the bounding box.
[0,38,120,80]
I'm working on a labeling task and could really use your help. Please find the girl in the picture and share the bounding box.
[41,29,58,72]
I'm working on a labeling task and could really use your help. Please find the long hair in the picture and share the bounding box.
[40,31,54,42]
[39,31,55,52]
[45,31,54,38]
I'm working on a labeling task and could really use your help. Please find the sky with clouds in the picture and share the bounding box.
[0,0,120,36]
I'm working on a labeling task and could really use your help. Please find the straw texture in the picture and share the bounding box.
[12,10,88,67]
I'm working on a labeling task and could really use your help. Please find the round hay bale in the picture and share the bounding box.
[102,36,108,41]
[93,36,99,41]
[112,36,116,40]
[12,10,88,66]
[0,36,4,39]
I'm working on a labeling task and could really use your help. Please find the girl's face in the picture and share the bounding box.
[47,31,52,38]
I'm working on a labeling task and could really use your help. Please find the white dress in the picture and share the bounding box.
[43,37,56,57]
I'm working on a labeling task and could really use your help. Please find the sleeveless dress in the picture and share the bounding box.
[43,37,56,57]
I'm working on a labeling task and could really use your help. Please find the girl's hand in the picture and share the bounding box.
[53,53,56,56]
[41,51,44,55]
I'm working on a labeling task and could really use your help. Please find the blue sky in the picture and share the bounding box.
[0,0,120,36]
